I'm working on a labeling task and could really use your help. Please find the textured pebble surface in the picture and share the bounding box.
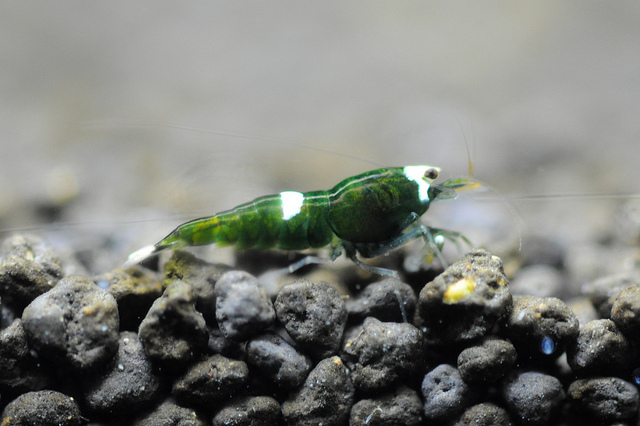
[3,234,640,425]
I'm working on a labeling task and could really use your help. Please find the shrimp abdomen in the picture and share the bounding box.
[155,190,334,252]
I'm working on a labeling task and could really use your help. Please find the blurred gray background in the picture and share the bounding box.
[2,2,639,272]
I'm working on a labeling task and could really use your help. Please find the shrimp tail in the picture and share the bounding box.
[123,245,161,267]
[124,235,186,267]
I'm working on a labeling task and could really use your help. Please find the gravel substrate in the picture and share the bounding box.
[2,234,640,425]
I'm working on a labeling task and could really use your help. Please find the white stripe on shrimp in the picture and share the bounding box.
[280,191,304,220]
[403,165,438,202]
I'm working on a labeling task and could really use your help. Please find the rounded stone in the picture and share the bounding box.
[22,275,120,370]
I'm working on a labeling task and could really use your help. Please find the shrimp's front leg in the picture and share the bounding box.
[352,212,472,273]
[339,240,400,278]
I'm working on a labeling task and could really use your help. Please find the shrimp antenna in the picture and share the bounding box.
[82,120,384,168]
[451,115,523,251]
[494,192,640,201]
[455,114,475,179]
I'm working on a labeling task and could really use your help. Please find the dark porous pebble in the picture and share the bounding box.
[1,390,84,426]
[172,354,249,407]
[133,398,207,426]
[22,275,119,370]
[451,402,513,426]
[503,295,579,361]
[346,277,416,323]
[508,264,564,298]
[415,249,512,347]
[281,356,354,425]
[163,250,232,323]
[582,272,640,319]
[246,331,312,389]
[0,319,49,395]
[342,317,423,392]
[611,284,640,339]
[212,395,280,426]
[501,371,564,425]
[274,279,347,359]
[349,385,422,426]
[215,270,275,341]
[207,326,246,359]
[568,377,640,421]
[0,234,63,309]
[1,301,17,329]
[457,336,517,384]
[421,364,473,422]
[94,266,163,330]
[83,331,162,416]
[138,280,208,364]
[566,319,631,376]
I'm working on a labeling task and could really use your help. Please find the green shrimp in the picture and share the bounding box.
[126,166,477,277]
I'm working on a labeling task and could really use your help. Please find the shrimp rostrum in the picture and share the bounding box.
[126,166,475,277]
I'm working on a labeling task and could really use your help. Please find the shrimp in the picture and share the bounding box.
[125,165,478,277]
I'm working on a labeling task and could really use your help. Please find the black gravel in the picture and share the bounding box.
[274,279,347,360]
[503,294,579,363]
[501,371,565,425]
[0,319,50,397]
[1,390,84,426]
[94,267,163,331]
[414,249,512,349]
[22,275,120,371]
[421,363,474,422]
[172,354,250,408]
[0,235,63,310]
[345,277,416,323]
[567,377,640,422]
[82,331,162,417]
[582,271,640,319]
[611,284,640,339]
[565,318,632,377]
[457,336,517,384]
[163,250,232,324]
[342,316,423,393]
[349,385,422,425]
[138,279,209,365]
[211,395,281,426]
[452,402,513,426]
[281,356,354,425]
[132,398,205,426]
[214,270,275,341]
[246,331,312,390]
[4,235,640,424]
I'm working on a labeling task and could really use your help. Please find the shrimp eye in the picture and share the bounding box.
[424,167,439,180]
